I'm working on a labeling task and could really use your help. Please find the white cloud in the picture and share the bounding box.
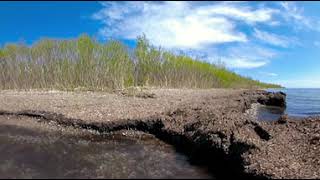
[194,4,277,25]
[269,21,281,26]
[92,2,284,49]
[223,57,268,69]
[253,28,293,48]
[267,73,278,77]
[192,43,277,69]
[91,1,314,69]
[169,45,274,69]
[259,72,278,77]
[220,45,276,69]
[280,2,305,21]
[279,2,320,32]
[314,41,320,47]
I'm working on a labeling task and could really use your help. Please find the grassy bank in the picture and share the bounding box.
[0,34,281,91]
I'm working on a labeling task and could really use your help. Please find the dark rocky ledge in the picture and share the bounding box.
[0,90,318,179]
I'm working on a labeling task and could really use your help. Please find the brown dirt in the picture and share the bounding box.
[244,117,320,179]
[0,88,318,179]
[0,88,245,122]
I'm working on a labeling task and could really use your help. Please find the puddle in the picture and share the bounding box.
[0,116,214,179]
[246,103,285,122]
[256,105,285,122]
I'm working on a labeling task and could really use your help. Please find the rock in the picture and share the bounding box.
[310,136,320,145]
[257,91,286,107]
[278,114,288,124]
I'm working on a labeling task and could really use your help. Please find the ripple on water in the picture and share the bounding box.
[0,118,214,179]
[267,88,320,117]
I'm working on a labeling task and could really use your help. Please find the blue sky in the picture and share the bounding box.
[1,1,320,88]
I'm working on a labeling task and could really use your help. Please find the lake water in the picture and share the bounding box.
[258,88,320,121]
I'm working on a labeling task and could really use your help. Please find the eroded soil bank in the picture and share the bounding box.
[0,89,319,179]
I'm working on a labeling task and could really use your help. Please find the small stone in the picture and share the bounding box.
[278,114,288,124]
[310,136,320,145]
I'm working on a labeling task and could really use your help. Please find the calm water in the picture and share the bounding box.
[0,122,213,179]
[267,88,320,117]
[257,88,320,121]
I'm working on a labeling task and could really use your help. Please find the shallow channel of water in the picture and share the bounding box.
[0,117,213,179]
[256,105,285,121]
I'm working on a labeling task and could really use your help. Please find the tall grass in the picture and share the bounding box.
[0,34,281,91]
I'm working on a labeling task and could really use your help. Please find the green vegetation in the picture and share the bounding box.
[0,34,281,91]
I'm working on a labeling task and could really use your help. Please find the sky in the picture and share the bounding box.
[1,1,320,88]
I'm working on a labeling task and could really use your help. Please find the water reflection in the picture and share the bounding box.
[0,121,213,179]
[267,88,320,117]
[256,105,285,121]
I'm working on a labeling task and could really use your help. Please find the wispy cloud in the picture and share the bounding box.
[92,1,315,69]
[253,28,294,48]
[93,2,249,49]
[219,44,277,69]
[259,72,278,77]
[279,2,320,32]
[188,43,278,69]
[194,3,278,25]
[223,57,268,69]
